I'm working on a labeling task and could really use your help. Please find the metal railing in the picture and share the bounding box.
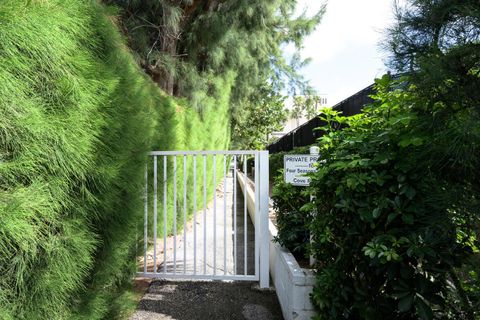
[138,150,270,288]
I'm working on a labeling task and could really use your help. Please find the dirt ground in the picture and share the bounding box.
[131,280,283,320]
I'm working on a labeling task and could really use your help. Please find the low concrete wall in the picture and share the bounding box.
[237,171,316,320]
[269,222,316,320]
[237,171,256,223]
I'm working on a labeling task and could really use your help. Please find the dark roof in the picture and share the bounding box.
[267,84,375,154]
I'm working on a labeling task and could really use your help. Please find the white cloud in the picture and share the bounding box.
[281,1,399,105]
[279,1,401,105]
[297,0,396,64]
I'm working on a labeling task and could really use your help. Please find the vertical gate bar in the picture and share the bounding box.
[153,156,158,273]
[223,154,227,275]
[142,150,265,281]
[259,151,270,288]
[183,155,187,274]
[213,154,217,275]
[193,155,197,274]
[143,162,148,274]
[203,154,207,274]
[173,156,177,274]
[163,156,167,274]
[243,155,247,275]
[254,152,260,279]
[233,154,237,275]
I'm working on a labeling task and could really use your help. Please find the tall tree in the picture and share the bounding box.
[107,0,323,94]
[384,1,480,318]
[290,94,323,126]
[105,0,324,145]
[386,0,480,108]
[232,82,287,149]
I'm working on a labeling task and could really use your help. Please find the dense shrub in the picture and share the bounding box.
[270,147,310,258]
[308,76,480,319]
[272,179,310,258]
[305,1,480,318]
[0,1,230,319]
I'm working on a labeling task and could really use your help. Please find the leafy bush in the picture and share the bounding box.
[272,178,310,257]
[0,1,231,319]
[308,76,480,319]
[270,147,311,258]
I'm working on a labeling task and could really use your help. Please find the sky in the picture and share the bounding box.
[289,0,398,106]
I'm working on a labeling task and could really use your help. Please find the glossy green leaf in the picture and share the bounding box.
[415,296,434,320]
[398,294,414,312]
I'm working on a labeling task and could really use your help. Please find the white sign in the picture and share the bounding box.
[284,154,319,186]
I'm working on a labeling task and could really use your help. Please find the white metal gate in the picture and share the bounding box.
[137,150,270,288]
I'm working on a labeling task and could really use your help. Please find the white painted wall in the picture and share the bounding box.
[237,171,317,320]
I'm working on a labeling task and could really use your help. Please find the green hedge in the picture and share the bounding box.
[272,76,479,319]
[308,77,480,319]
[0,1,231,319]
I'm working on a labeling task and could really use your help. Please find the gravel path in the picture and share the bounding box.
[132,280,283,320]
